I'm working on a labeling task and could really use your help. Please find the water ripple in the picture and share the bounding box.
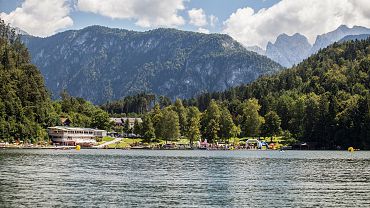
[0,149,369,207]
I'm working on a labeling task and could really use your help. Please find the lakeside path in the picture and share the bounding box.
[94,138,123,148]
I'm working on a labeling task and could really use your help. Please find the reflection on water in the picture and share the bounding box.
[0,150,369,207]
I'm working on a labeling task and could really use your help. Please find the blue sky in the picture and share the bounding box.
[0,0,279,33]
[1,0,369,48]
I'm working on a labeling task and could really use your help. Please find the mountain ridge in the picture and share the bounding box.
[23,26,282,104]
[264,25,370,67]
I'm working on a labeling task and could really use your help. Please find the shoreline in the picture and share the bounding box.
[0,146,361,151]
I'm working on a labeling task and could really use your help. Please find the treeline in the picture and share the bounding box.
[0,21,112,143]
[0,20,58,142]
[55,91,112,130]
[101,93,171,115]
[130,98,287,146]
[181,38,370,149]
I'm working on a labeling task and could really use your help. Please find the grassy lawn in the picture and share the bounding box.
[107,138,142,149]
[97,136,115,145]
[103,136,115,142]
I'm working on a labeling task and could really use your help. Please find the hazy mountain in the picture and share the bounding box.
[311,25,370,54]
[246,45,265,55]
[23,25,281,104]
[265,33,311,67]
[264,25,370,67]
[339,34,370,43]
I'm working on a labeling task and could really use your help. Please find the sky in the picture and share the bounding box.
[1,0,369,48]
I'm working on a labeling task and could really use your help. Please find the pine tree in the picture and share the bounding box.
[173,99,188,137]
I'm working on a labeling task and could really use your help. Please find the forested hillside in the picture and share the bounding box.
[0,20,58,142]
[23,25,281,104]
[0,21,112,143]
[182,38,370,149]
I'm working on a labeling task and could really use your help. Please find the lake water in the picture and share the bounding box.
[0,149,369,207]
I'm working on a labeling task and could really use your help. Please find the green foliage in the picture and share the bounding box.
[101,93,156,115]
[0,19,57,143]
[91,109,111,130]
[156,108,180,142]
[186,106,202,146]
[123,118,131,134]
[172,99,188,137]
[183,38,370,149]
[57,91,112,130]
[237,99,264,137]
[133,118,142,135]
[219,106,238,142]
[141,115,155,143]
[201,100,221,143]
[261,111,282,142]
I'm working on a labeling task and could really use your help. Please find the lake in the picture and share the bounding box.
[0,149,369,207]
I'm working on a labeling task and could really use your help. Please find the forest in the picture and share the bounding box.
[104,38,370,150]
[1,20,369,149]
[0,20,111,143]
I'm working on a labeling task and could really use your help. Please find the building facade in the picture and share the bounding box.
[110,117,143,129]
[48,126,107,146]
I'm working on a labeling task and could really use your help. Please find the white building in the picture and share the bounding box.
[48,126,107,146]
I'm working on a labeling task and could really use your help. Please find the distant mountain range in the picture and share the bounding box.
[252,25,370,67]
[22,26,281,104]
[265,33,311,68]
[338,34,370,43]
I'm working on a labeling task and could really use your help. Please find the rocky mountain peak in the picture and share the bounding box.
[265,33,311,67]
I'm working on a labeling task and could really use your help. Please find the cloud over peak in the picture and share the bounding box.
[0,0,73,37]
[77,0,186,28]
[223,0,370,48]
[188,8,207,27]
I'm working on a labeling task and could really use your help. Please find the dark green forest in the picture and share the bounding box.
[183,38,370,149]
[0,21,111,143]
[0,20,57,142]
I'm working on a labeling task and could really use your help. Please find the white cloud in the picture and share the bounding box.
[0,0,73,37]
[209,15,218,27]
[197,28,210,34]
[78,0,185,28]
[223,0,370,48]
[188,8,207,27]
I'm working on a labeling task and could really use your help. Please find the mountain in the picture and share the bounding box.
[339,34,370,43]
[311,25,370,54]
[265,33,311,67]
[246,45,265,56]
[23,25,282,104]
[263,25,370,67]
[189,38,370,149]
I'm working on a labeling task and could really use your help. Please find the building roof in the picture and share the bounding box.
[48,126,106,132]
